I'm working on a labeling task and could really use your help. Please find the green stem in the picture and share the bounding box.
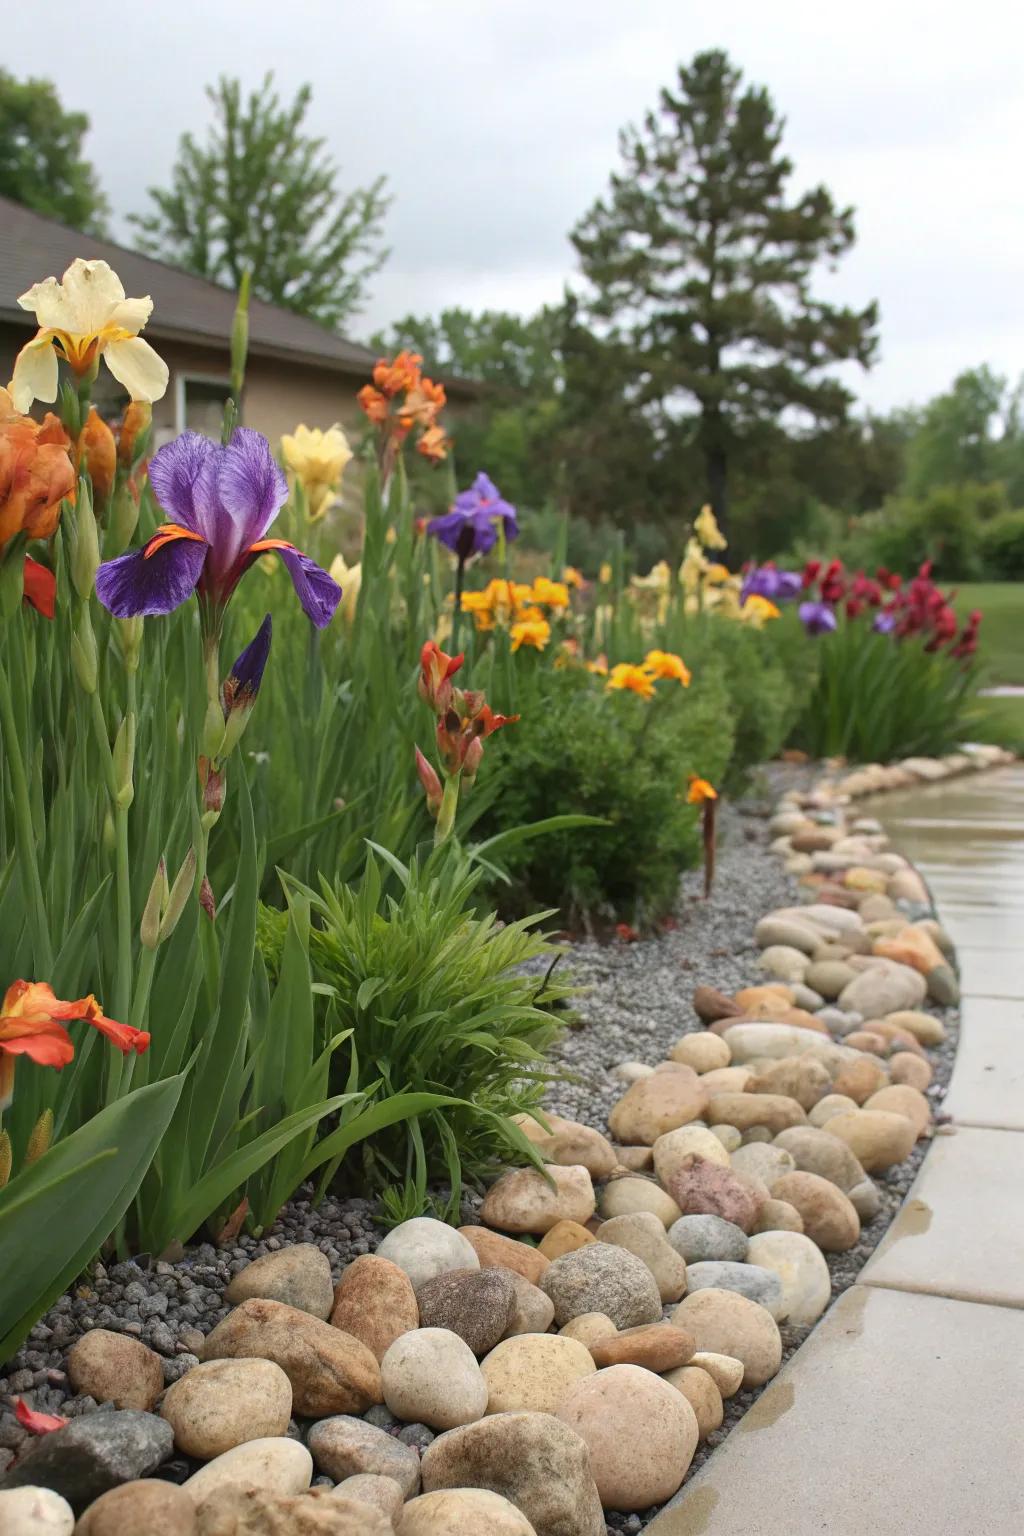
[434,774,461,846]
[451,556,466,656]
[0,653,54,974]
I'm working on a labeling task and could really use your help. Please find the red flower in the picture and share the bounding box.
[801,559,821,589]
[418,640,464,714]
[22,556,56,618]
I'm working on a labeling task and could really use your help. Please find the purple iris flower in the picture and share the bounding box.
[873,611,897,635]
[95,430,341,631]
[741,565,802,604]
[798,600,838,635]
[427,472,518,561]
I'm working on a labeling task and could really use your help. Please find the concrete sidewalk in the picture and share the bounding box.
[648,765,1024,1536]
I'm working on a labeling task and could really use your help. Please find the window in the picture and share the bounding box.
[174,374,232,439]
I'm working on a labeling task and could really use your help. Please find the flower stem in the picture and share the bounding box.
[451,555,466,656]
[434,774,461,846]
[0,653,54,975]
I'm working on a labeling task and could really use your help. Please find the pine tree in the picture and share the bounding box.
[0,71,109,234]
[571,49,879,533]
[132,74,390,328]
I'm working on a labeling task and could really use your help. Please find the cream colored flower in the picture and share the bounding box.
[679,538,709,595]
[694,503,727,550]
[11,259,168,413]
[281,424,353,521]
[328,552,363,627]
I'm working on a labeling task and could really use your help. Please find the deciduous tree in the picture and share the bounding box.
[0,71,108,234]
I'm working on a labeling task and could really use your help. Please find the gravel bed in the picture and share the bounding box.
[0,767,961,1533]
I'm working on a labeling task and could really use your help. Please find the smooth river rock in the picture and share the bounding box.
[329,1253,419,1362]
[480,1166,596,1234]
[745,1231,832,1326]
[822,1109,917,1172]
[181,1437,312,1511]
[556,1365,699,1512]
[672,1288,782,1388]
[596,1175,681,1227]
[663,1156,762,1233]
[202,1299,381,1418]
[65,1331,164,1414]
[595,1211,688,1303]
[772,1126,866,1193]
[223,1243,334,1319]
[684,1261,786,1320]
[306,1414,421,1497]
[667,1213,749,1264]
[415,1267,516,1355]
[160,1358,292,1459]
[770,1171,861,1252]
[400,1488,538,1536]
[376,1217,480,1289]
[380,1328,487,1430]
[480,1334,596,1415]
[607,1069,708,1144]
[540,1242,662,1329]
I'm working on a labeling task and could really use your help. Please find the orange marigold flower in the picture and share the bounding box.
[357,384,389,424]
[687,775,718,805]
[606,663,656,699]
[0,387,75,549]
[78,407,117,507]
[373,350,423,397]
[644,649,691,686]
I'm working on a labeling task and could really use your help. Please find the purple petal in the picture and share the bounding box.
[272,547,342,629]
[427,508,497,558]
[217,429,289,553]
[96,538,208,618]
[147,432,219,534]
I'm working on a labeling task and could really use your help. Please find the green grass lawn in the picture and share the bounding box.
[954,584,1024,749]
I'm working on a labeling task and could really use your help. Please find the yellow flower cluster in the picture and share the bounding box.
[460,575,572,649]
[605,649,691,699]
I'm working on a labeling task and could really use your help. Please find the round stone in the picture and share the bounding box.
[672,1288,782,1388]
[668,1033,731,1072]
[376,1217,481,1289]
[202,1298,381,1418]
[595,1211,688,1303]
[73,1480,193,1536]
[889,1053,934,1091]
[730,1143,796,1186]
[653,1125,731,1184]
[590,1323,695,1371]
[161,1357,292,1459]
[757,945,810,984]
[667,1213,749,1264]
[66,1330,164,1413]
[307,1415,421,1497]
[771,1171,860,1252]
[596,1175,681,1227]
[831,1055,889,1105]
[458,1226,549,1285]
[415,1267,516,1355]
[706,1093,806,1134]
[884,1009,946,1046]
[838,966,927,1018]
[400,1488,537,1535]
[847,1178,883,1221]
[710,1124,742,1152]
[662,1365,724,1438]
[0,1488,74,1536]
[607,1068,708,1145]
[689,1351,744,1397]
[224,1243,334,1318]
[380,1327,487,1430]
[821,1110,917,1173]
[684,1262,786,1320]
[182,1437,313,1510]
[540,1242,662,1328]
[501,1270,556,1337]
[530,1121,618,1180]
[557,1364,699,1512]
[808,1094,860,1128]
[750,1056,832,1111]
[538,1220,596,1260]
[480,1333,596,1414]
[663,1156,762,1233]
[751,1198,804,1234]
[332,1474,405,1524]
[480,1165,596,1234]
[773,1126,866,1192]
[804,959,857,999]
[330,1253,419,1363]
[864,1084,931,1138]
[746,1231,832,1325]
[559,1312,617,1347]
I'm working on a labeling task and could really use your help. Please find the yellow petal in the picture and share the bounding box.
[107,296,154,336]
[9,334,59,411]
[56,258,126,333]
[103,336,169,403]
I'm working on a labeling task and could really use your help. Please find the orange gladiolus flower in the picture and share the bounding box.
[0,979,149,1110]
[416,424,449,462]
[418,639,465,713]
[687,775,718,805]
[373,350,423,397]
[0,387,75,549]
[78,407,117,507]
[606,663,656,699]
[357,384,390,425]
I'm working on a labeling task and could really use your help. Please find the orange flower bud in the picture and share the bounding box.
[0,390,75,549]
[357,384,389,425]
[118,401,152,470]
[415,746,443,818]
[77,408,116,508]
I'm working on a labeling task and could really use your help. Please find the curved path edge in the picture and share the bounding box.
[647,755,1024,1536]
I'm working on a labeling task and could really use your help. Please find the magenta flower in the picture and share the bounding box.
[428,472,518,561]
[799,600,838,635]
[95,430,341,631]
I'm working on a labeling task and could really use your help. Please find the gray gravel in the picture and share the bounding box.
[0,767,960,1535]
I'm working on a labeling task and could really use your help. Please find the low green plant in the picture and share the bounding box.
[980,510,1024,579]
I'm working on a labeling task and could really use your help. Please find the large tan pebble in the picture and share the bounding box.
[832,1055,889,1105]
[224,1243,333,1319]
[710,1124,742,1152]
[611,1144,653,1171]
[706,1093,807,1133]
[376,1217,480,1290]
[0,1487,74,1536]
[502,1270,556,1337]
[557,1364,699,1511]
[822,1109,917,1172]
[881,1008,946,1046]
[161,1358,292,1459]
[538,1220,595,1260]
[672,1288,782,1388]
[689,1351,744,1397]
[560,1311,617,1346]
[750,1055,832,1110]
[182,1437,313,1509]
[590,1322,694,1371]
[662,1365,724,1438]
[380,1328,487,1429]
[773,1126,866,1192]
[66,1329,164,1412]
[751,1198,804,1234]
[770,1171,860,1252]
[420,1413,605,1536]
[597,1211,688,1303]
[889,1052,934,1090]
[864,1084,932,1138]
[669,1034,731,1072]
[195,1486,390,1532]
[844,1030,890,1055]
[400,1487,538,1535]
[528,1121,618,1180]
[746,1231,832,1325]
[596,1176,681,1227]
[202,1299,381,1417]
[730,1143,795,1186]
[481,1165,595,1234]
[607,1069,709,1144]
[458,1226,549,1285]
[721,1023,853,1072]
[808,1093,859,1128]
[73,1480,193,1535]
[481,1333,596,1414]
[330,1254,419,1362]
[332,1473,405,1524]
[735,982,797,1009]
[307,1414,421,1496]
[700,1066,755,1094]
[653,1125,730,1183]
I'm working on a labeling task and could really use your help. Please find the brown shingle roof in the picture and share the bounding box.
[0,195,380,377]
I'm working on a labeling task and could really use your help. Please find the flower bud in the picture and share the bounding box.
[70,480,100,600]
[78,408,116,510]
[118,402,152,470]
[102,808,116,855]
[0,1131,11,1188]
[201,697,227,760]
[220,615,271,757]
[415,746,443,819]
[199,875,216,923]
[71,619,98,694]
[118,616,144,675]
[24,1109,54,1165]
[140,857,167,950]
[160,847,197,941]
[108,481,141,555]
[462,735,484,785]
[231,271,251,400]
[113,712,136,807]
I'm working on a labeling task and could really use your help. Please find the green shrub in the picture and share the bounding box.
[980,509,1024,579]
[474,663,734,926]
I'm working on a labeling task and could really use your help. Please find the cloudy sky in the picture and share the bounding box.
[8,1,1023,409]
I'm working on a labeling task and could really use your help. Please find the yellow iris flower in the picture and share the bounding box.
[327,553,363,627]
[741,594,781,627]
[281,424,353,521]
[694,503,728,550]
[11,259,168,412]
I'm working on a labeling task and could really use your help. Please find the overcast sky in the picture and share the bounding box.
[8,1,1024,410]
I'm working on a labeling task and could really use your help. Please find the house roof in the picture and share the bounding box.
[0,195,382,379]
